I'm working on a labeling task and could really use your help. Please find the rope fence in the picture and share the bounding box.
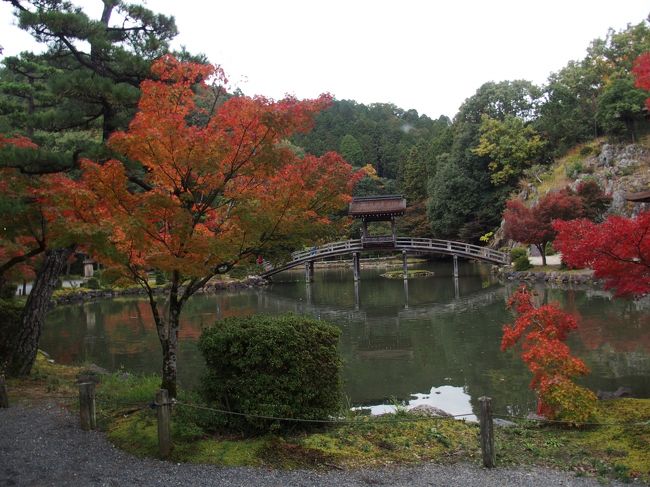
[3,379,648,469]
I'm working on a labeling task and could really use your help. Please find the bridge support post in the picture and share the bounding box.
[305,261,314,283]
[402,250,408,280]
[453,255,459,278]
[454,277,460,300]
[352,252,360,282]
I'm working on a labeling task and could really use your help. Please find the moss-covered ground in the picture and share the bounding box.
[6,354,650,483]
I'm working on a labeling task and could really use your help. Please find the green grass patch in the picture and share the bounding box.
[496,399,650,482]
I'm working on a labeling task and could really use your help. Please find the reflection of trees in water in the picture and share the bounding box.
[43,269,650,410]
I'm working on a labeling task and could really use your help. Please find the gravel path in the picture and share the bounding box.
[0,402,633,487]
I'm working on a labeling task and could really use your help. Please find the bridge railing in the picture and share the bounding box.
[264,237,509,277]
[290,239,363,261]
[395,237,509,264]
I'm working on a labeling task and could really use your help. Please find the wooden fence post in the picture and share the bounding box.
[78,382,96,430]
[479,396,495,468]
[0,375,9,408]
[156,389,172,458]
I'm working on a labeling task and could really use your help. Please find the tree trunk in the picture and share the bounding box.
[6,247,74,377]
[160,305,180,398]
[536,244,547,266]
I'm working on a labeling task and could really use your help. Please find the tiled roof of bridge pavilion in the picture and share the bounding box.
[348,195,406,219]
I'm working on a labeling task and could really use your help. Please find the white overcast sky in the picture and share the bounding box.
[1,0,649,119]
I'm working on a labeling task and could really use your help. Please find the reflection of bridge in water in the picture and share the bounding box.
[240,284,507,323]
[246,284,507,364]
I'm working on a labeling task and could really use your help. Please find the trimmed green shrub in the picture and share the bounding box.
[198,313,342,433]
[85,277,100,289]
[154,270,166,285]
[513,255,532,271]
[510,247,528,260]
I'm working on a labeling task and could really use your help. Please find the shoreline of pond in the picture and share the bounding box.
[50,265,612,307]
[495,266,604,286]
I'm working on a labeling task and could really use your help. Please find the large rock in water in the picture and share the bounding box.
[597,387,633,400]
[409,405,452,417]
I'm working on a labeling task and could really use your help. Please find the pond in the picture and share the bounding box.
[41,260,650,418]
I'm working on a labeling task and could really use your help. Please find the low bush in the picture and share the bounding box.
[85,277,100,289]
[198,313,342,433]
[154,270,166,285]
[513,255,532,271]
[510,247,528,260]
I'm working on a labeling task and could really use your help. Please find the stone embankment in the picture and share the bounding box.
[497,268,600,286]
[51,276,268,306]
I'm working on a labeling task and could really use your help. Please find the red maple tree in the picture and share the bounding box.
[553,212,650,297]
[502,286,597,422]
[504,191,583,265]
[632,52,650,110]
[49,56,359,396]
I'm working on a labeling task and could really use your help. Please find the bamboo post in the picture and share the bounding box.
[156,389,172,458]
[0,375,9,408]
[78,382,96,430]
[479,396,496,468]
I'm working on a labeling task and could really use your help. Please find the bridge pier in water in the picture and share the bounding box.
[453,255,459,278]
[402,250,408,280]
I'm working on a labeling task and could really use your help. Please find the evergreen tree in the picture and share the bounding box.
[1,0,182,376]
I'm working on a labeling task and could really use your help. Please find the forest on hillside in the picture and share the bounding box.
[1,4,650,251]
[292,18,650,242]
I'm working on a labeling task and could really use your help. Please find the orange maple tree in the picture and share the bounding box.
[49,56,359,396]
[501,286,597,423]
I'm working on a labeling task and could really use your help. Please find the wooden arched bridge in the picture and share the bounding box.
[260,195,509,281]
[261,237,509,279]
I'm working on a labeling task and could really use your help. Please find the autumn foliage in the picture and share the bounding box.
[0,135,47,285]
[502,286,597,423]
[46,56,359,395]
[632,52,650,110]
[504,190,583,265]
[554,212,650,297]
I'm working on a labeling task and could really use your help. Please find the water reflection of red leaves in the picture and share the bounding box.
[576,316,650,352]
[101,301,256,350]
[560,292,650,353]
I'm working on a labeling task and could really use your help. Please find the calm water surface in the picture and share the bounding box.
[41,260,650,417]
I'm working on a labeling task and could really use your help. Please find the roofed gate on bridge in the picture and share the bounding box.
[348,195,406,248]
